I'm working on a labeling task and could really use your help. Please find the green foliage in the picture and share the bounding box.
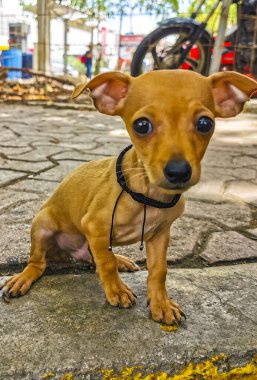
[188,0,237,34]
[70,0,108,18]
[19,1,34,12]
[69,0,179,17]
[137,0,179,15]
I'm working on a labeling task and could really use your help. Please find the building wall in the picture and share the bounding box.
[0,0,107,75]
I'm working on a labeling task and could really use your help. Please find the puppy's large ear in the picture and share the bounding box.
[208,71,257,118]
[71,72,131,115]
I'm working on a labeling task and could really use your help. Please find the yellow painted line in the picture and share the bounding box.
[101,355,257,379]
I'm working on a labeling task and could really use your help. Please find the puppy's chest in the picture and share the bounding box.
[113,206,167,244]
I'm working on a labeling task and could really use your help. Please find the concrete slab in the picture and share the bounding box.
[200,231,257,264]
[169,216,221,264]
[224,181,257,206]
[185,199,252,229]
[0,222,31,267]
[247,228,257,237]
[1,159,55,173]
[9,178,58,197]
[0,188,40,212]
[0,169,28,187]
[1,265,257,379]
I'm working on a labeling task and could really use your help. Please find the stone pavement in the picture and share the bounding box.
[1,103,257,379]
[0,104,257,270]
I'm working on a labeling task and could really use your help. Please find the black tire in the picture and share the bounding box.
[131,24,212,77]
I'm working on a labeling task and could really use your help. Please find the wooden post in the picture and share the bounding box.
[64,19,68,75]
[37,0,51,73]
[116,10,123,70]
[209,0,232,74]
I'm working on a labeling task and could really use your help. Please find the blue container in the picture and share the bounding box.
[22,53,33,78]
[1,48,22,79]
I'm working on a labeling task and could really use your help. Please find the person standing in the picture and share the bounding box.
[84,47,93,79]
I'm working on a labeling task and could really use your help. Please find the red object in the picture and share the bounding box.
[80,55,86,64]
[120,35,145,46]
[180,40,243,73]
[101,27,107,56]
[181,44,199,70]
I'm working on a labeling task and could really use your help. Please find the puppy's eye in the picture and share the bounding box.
[133,118,153,136]
[196,117,214,134]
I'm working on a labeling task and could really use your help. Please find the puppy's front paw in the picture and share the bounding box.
[0,273,32,302]
[104,279,137,308]
[148,297,185,325]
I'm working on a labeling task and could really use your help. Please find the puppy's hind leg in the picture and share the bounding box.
[1,207,58,301]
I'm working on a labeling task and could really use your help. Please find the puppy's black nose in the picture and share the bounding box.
[164,160,192,183]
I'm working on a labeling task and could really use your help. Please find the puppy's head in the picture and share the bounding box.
[72,70,257,194]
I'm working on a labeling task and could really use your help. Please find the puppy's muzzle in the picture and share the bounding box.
[163,160,192,189]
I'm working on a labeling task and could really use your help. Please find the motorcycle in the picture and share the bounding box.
[130,0,257,77]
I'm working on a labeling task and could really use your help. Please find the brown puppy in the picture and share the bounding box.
[2,70,257,325]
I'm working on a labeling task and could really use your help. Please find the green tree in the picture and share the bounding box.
[69,0,179,17]
[188,0,237,34]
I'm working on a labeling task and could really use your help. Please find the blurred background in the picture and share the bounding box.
[0,0,256,103]
[0,0,181,76]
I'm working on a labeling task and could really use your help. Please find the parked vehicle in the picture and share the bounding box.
[131,0,257,77]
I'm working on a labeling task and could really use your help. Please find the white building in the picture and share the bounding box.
[0,0,119,76]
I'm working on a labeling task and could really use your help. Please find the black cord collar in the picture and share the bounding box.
[109,145,181,252]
